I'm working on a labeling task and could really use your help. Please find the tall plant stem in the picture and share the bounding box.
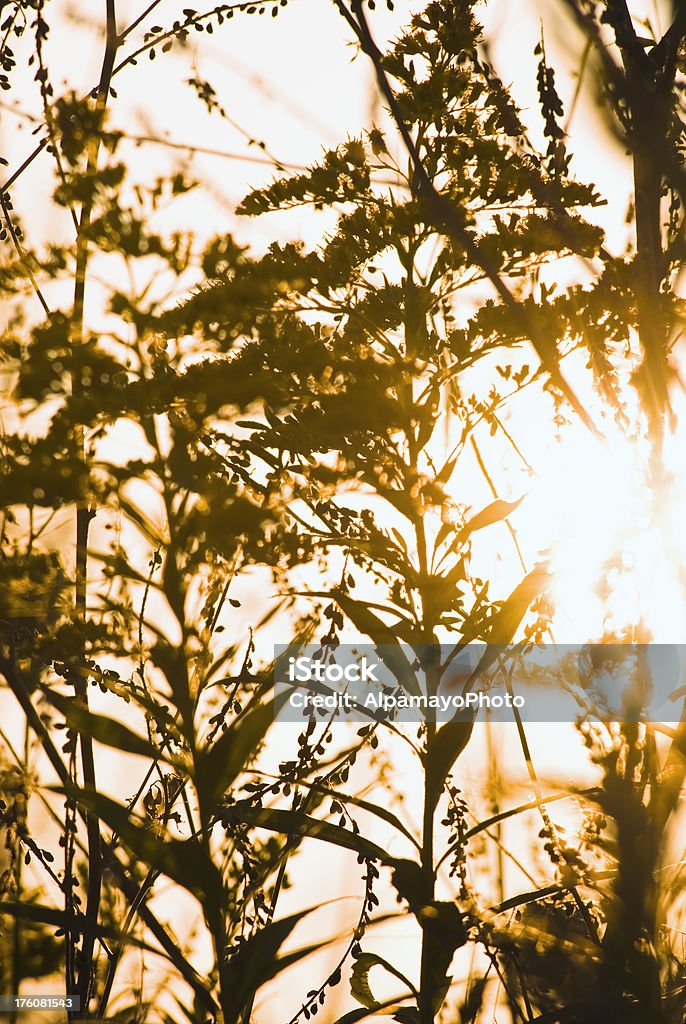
[69,1,119,1013]
[9,720,30,1024]
[418,715,436,1024]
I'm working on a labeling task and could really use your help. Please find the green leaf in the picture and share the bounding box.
[392,1010,420,1024]
[226,804,398,865]
[351,952,415,1009]
[194,697,274,811]
[335,594,420,695]
[333,1011,387,1024]
[58,786,223,911]
[390,859,432,913]
[334,1003,420,1023]
[457,976,488,1024]
[351,953,381,1009]
[461,789,591,849]
[486,565,550,644]
[0,901,163,957]
[459,495,526,540]
[435,495,526,560]
[425,716,475,813]
[306,783,420,851]
[222,907,318,1024]
[45,691,175,765]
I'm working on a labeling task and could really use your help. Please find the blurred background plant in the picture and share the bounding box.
[0,0,685,1022]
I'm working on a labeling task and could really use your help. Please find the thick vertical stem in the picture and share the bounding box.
[632,123,669,439]
[605,0,683,438]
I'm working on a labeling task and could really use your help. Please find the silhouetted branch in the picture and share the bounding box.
[338,0,600,434]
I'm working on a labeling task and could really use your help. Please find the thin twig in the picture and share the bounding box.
[0,190,51,317]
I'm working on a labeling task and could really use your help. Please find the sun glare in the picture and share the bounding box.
[521,388,686,643]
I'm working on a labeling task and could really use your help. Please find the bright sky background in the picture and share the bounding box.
[2,0,638,247]
[2,1,685,1019]
[3,0,659,632]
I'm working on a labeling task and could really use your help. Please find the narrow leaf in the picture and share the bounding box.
[45,691,173,765]
[336,594,420,695]
[195,698,274,809]
[0,901,165,957]
[58,786,223,910]
[459,495,526,540]
[425,716,475,813]
[307,783,420,851]
[223,907,318,1024]
[485,565,550,645]
[226,804,398,865]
